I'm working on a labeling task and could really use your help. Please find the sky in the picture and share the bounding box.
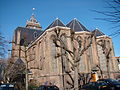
[0,0,120,57]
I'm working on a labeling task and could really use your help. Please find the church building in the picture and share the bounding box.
[11,14,119,89]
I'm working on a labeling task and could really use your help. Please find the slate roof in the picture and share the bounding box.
[14,27,43,46]
[92,29,105,37]
[66,18,89,32]
[46,18,66,30]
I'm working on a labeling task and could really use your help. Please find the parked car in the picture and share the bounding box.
[82,81,111,90]
[0,83,15,90]
[117,78,120,82]
[37,85,59,90]
[98,78,120,90]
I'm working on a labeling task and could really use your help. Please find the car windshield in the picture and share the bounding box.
[0,87,14,90]
[0,84,15,90]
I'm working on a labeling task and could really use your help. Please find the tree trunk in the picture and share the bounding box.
[106,59,110,78]
[74,65,78,90]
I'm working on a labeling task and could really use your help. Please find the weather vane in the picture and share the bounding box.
[32,8,36,15]
[32,8,35,11]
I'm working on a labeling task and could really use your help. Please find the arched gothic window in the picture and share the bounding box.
[61,33,70,72]
[50,35,57,72]
[76,36,86,72]
[33,31,38,38]
[38,42,44,70]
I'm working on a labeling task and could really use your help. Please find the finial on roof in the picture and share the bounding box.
[74,18,77,20]
[31,8,36,22]
[96,27,99,30]
[56,17,59,20]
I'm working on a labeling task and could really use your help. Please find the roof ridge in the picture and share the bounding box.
[73,19,75,30]
[50,20,56,28]
[76,19,84,31]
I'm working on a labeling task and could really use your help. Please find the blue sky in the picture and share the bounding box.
[0,0,120,57]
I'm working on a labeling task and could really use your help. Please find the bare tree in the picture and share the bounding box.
[52,28,94,90]
[9,36,37,90]
[97,38,112,78]
[3,57,26,90]
[0,31,6,59]
[93,0,120,36]
[0,59,7,83]
[0,31,7,83]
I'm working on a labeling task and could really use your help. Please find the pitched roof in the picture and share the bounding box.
[14,27,43,46]
[46,18,65,30]
[66,18,89,32]
[92,29,105,37]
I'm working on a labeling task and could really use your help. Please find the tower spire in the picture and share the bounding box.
[26,8,42,30]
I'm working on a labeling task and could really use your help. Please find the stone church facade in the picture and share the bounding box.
[11,15,119,89]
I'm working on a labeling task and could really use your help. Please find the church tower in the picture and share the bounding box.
[26,14,42,30]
